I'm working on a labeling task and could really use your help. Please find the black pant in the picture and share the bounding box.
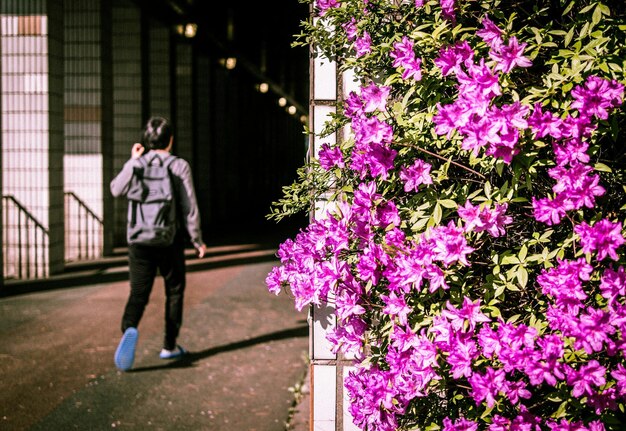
[121,240,186,350]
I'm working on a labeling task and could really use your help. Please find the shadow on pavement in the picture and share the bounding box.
[130,323,309,373]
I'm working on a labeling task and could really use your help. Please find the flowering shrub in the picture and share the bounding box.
[268,0,626,430]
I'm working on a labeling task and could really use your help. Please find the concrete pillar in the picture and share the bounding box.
[145,16,171,121]
[111,0,141,246]
[1,0,64,279]
[174,41,193,164]
[63,0,106,262]
[194,52,212,230]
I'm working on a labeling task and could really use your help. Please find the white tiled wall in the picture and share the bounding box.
[313,364,337,431]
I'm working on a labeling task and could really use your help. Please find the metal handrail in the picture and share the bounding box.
[2,195,49,279]
[64,192,103,261]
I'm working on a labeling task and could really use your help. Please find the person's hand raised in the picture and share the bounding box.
[131,143,145,159]
[196,244,207,259]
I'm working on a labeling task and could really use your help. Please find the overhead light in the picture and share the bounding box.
[219,57,237,70]
[300,115,308,124]
[184,23,197,38]
[278,97,287,107]
[287,106,297,115]
[175,23,197,38]
[257,82,269,93]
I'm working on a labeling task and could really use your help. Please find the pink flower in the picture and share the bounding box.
[611,363,626,396]
[434,41,474,76]
[468,367,506,407]
[575,219,625,261]
[532,195,567,225]
[476,15,503,49]
[527,103,564,139]
[428,222,474,266]
[553,139,589,166]
[382,292,411,325]
[316,0,340,16]
[442,297,491,330]
[360,82,390,113]
[566,360,606,398]
[399,159,433,192]
[571,76,624,120]
[458,201,512,237]
[343,18,357,41]
[391,36,422,81]
[439,0,456,22]
[442,417,477,431]
[318,143,345,170]
[537,258,591,315]
[600,266,626,307]
[447,334,479,378]
[355,31,372,57]
[490,36,532,73]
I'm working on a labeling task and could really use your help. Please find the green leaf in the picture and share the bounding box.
[562,1,575,15]
[518,244,528,262]
[592,5,603,25]
[594,162,613,173]
[517,266,529,288]
[438,199,457,209]
[433,203,443,224]
[564,26,575,47]
[501,255,521,265]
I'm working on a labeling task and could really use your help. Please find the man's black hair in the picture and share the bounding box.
[142,116,173,150]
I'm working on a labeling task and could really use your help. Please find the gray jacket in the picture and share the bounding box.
[110,152,205,249]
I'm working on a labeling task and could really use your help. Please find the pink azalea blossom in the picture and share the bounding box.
[532,195,567,225]
[318,143,345,170]
[391,36,422,81]
[360,82,390,113]
[571,76,624,120]
[439,0,456,22]
[442,417,477,431]
[565,360,607,398]
[476,15,503,49]
[316,0,340,16]
[468,367,506,407]
[399,159,433,192]
[575,219,625,261]
[458,201,512,237]
[442,297,491,330]
[600,265,626,307]
[527,103,564,139]
[381,292,411,325]
[355,31,372,57]
[343,18,357,41]
[434,41,474,76]
[611,363,626,396]
[490,36,532,73]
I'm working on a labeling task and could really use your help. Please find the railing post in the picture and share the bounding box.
[64,192,104,263]
[2,195,49,281]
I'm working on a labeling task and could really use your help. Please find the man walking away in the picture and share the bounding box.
[110,116,207,371]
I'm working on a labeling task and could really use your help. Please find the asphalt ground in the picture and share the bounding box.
[0,241,310,431]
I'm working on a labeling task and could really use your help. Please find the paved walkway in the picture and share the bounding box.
[0,239,310,431]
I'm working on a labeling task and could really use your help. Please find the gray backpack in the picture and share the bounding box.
[126,153,178,246]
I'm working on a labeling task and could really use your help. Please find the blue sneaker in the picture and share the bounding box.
[114,327,138,371]
[159,345,187,360]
